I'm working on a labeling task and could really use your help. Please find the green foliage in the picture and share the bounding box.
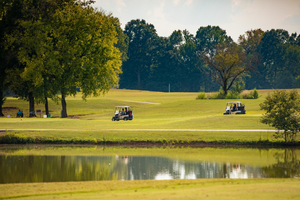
[243,88,260,99]
[9,3,122,118]
[260,90,300,143]
[196,92,207,99]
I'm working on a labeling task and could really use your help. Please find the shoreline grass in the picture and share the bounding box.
[0,130,299,146]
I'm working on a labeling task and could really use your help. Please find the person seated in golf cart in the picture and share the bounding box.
[112,106,133,121]
[16,110,23,118]
[224,101,246,115]
[232,103,237,111]
[121,108,125,115]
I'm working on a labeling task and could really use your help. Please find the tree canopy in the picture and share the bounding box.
[4,1,122,117]
[260,90,300,143]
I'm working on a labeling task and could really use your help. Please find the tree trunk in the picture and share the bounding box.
[45,96,49,116]
[0,91,4,117]
[137,72,141,89]
[61,91,67,118]
[222,85,228,96]
[29,92,36,117]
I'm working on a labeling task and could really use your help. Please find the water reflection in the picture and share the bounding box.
[0,147,299,183]
[262,149,300,178]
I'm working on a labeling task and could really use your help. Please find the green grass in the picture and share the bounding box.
[1,89,300,145]
[0,179,299,200]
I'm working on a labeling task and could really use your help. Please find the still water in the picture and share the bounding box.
[0,146,299,183]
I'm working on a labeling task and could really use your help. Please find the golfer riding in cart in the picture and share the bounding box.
[223,101,246,115]
[112,106,133,121]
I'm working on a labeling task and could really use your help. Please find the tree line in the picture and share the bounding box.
[119,20,300,94]
[1,0,300,117]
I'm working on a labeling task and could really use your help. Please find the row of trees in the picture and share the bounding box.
[0,0,127,117]
[119,20,300,94]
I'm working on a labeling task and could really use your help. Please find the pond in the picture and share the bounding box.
[0,145,299,183]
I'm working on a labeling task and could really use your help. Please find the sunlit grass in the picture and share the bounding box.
[0,179,299,200]
[1,89,272,130]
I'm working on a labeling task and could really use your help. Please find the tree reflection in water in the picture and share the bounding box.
[1,147,300,183]
[262,149,300,178]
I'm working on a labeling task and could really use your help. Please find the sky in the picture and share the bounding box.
[92,0,300,42]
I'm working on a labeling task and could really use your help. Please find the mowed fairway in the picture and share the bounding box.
[1,89,274,130]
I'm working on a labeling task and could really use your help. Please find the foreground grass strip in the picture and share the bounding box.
[0,179,299,200]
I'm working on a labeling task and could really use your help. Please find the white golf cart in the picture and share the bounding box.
[112,106,133,121]
[224,101,246,115]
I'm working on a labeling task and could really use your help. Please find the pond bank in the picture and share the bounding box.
[0,131,299,147]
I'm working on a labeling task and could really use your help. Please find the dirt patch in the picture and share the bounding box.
[3,107,18,111]
[67,115,85,119]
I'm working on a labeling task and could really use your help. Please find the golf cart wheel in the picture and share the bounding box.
[124,117,128,121]
[112,117,115,121]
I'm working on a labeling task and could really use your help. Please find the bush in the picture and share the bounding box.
[209,88,226,99]
[253,88,259,99]
[196,92,207,99]
[225,90,242,99]
[243,88,260,99]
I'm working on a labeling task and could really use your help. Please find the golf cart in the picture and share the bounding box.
[224,101,246,115]
[112,106,133,121]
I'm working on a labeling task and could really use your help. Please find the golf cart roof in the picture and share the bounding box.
[226,101,242,104]
[115,106,131,108]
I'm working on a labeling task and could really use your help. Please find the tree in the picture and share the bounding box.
[2,0,80,117]
[260,90,300,143]
[195,26,250,95]
[200,42,253,95]
[238,29,264,89]
[121,19,158,89]
[12,3,122,118]
[258,29,289,88]
[195,25,232,57]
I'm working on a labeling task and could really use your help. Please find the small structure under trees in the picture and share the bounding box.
[260,90,300,143]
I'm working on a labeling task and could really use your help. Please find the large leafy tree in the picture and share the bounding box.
[2,0,80,117]
[260,90,300,143]
[11,2,122,118]
[196,26,253,95]
[200,42,252,95]
[121,19,158,89]
[258,29,289,88]
[238,29,264,89]
[195,25,232,58]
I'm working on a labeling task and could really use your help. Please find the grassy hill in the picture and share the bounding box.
[1,89,299,144]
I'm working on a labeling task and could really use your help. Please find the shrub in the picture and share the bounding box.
[253,88,259,99]
[243,88,260,99]
[225,90,242,99]
[209,88,226,99]
[196,92,207,99]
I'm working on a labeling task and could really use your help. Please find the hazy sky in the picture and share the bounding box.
[92,0,300,41]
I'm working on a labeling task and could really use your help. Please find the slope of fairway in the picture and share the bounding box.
[0,89,273,130]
